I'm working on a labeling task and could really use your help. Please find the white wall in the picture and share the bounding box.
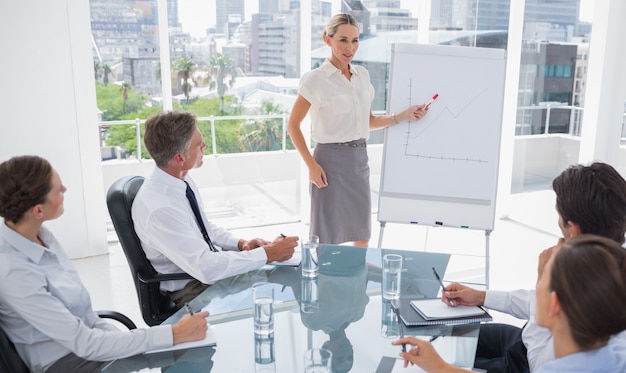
[0,0,108,258]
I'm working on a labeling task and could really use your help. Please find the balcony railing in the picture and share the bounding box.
[99,106,626,161]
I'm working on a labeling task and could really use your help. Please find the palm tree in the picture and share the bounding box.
[119,82,132,114]
[102,64,111,85]
[173,56,196,105]
[207,53,237,114]
[93,60,101,81]
[239,100,284,152]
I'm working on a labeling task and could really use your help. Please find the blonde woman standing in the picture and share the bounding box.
[288,13,428,246]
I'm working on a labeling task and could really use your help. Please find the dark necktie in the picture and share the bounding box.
[185,181,218,252]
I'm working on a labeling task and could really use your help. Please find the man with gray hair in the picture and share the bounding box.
[133,111,298,307]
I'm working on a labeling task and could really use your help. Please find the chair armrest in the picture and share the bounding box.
[96,310,137,330]
[137,272,194,284]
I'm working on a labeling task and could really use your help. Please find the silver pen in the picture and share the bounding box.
[432,267,455,306]
[184,302,194,316]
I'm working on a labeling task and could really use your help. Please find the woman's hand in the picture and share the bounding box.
[392,337,464,372]
[308,160,328,188]
[172,311,210,345]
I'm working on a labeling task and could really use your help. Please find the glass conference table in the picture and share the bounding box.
[102,245,486,372]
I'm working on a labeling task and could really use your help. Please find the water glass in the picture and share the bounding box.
[252,282,274,336]
[380,298,400,338]
[300,276,319,314]
[254,333,275,372]
[382,254,402,300]
[303,348,332,373]
[301,234,319,278]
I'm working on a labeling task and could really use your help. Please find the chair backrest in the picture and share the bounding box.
[106,175,179,326]
[0,326,29,373]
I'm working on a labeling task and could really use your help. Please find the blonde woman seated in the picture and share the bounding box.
[393,234,626,372]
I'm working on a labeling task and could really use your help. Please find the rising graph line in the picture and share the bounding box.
[400,85,490,164]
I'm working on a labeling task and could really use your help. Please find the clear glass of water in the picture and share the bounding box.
[300,276,319,314]
[252,282,274,336]
[380,298,400,338]
[382,254,403,300]
[303,347,332,372]
[254,333,275,372]
[301,234,319,278]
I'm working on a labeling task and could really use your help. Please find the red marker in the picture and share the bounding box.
[424,93,439,108]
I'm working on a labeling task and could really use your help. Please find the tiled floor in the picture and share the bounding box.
[73,187,560,329]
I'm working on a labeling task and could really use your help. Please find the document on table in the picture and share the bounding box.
[376,356,427,373]
[145,324,217,354]
[268,247,301,266]
[377,356,474,373]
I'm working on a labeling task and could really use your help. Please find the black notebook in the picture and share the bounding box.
[395,298,492,326]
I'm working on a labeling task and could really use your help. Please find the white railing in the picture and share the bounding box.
[99,113,290,161]
[99,106,626,161]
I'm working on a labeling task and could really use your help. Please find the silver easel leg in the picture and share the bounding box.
[377,221,386,248]
[485,230,491,289]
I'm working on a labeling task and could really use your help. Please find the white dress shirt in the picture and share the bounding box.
[132,167,267,292]
[299,59,375,144]
[0,223,172,373]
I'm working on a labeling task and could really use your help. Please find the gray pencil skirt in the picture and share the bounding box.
[310,139,371,244]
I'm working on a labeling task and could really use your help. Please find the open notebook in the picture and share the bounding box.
[396,298,492,326]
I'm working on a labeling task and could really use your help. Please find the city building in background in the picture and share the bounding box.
[88,0,621,142]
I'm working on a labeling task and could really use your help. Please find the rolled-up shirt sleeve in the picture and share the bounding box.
[132,169,269,292]
[483,289,532,319]
[141,204,267,285]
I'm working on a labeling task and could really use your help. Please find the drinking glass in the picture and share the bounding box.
[301,234,319,278]
[382,254,402,300]
[252,282,274,336]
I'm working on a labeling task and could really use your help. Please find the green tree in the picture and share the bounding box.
[102,64,111,85]
[207,53,237,114]
[93,60,101,81]
[186,96,245,154]
[238,100,286,152]
[173,56,196,105]
[119,81,132,114]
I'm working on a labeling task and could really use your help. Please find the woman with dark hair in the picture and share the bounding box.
[531,234,626,372]
[392,234,626,372]
[0,155,209,373]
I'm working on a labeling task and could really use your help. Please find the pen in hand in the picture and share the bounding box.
[184,302,194,316]
[280,233,286,238]
[432,267,455,306]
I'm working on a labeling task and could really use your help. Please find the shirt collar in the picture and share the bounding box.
[0,221,48,263]
[152,167,188,193]
[320,59,359,78]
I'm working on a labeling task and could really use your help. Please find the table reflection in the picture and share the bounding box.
[103,245,485,372]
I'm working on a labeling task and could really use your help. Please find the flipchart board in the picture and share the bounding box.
[378,43,506,231]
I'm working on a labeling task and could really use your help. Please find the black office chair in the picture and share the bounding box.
[106,176,193,326]
[0,311,136,373]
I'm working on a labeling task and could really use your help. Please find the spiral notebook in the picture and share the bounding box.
[395,298,492,326]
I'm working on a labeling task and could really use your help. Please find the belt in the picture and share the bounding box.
[326,139,367,148]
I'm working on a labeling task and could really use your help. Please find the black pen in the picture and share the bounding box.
[184,302,194,316]
[432,267,455,306]
[429,335,440,343]
[280,233,286,238]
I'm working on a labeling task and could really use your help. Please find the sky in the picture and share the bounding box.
[178,0,594,39]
